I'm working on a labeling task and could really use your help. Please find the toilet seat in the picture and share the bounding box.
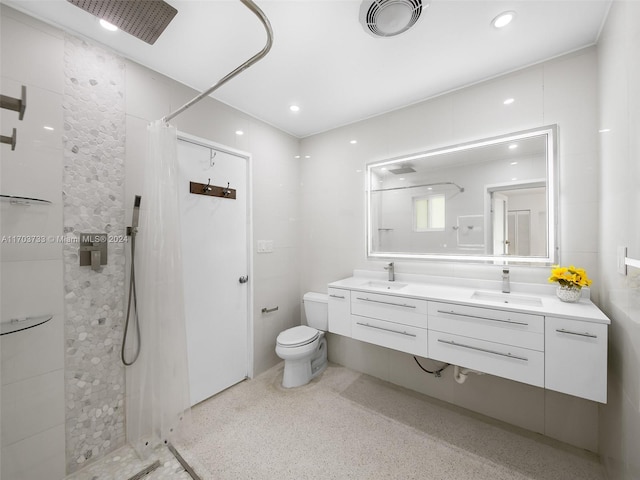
[277,325,319,348]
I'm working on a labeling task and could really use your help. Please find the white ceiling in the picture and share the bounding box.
[3,0,611,138]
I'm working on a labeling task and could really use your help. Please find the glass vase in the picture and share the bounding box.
[556,285,582,303]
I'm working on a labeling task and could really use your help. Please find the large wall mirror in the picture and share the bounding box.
[367,125,558,264]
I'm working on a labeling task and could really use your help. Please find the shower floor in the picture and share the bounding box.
[63,443,197,480]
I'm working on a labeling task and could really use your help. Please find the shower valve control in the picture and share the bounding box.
[239,276,249,284]
[79,233,108,271]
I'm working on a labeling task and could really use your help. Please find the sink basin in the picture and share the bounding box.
[361,281,408,291]
[471,291,543,307]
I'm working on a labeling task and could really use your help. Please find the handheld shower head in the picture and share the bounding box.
[128,195,142,236]
[132,195,141,228]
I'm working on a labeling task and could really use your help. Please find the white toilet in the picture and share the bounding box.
[275,292,328,388]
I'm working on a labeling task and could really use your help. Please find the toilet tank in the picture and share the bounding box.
[303,292,328,331]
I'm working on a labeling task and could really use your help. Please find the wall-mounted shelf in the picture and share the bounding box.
[1,315,52,336]
[0,194,52,206]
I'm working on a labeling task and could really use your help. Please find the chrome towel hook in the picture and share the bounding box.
[203,178,212,192]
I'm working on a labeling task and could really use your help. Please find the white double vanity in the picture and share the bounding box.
[328,271,609,403]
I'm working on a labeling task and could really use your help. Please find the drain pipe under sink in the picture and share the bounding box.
[453,365,485,384]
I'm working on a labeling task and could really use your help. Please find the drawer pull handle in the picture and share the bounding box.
[436,309,529,326]
[357,297,417,309]
[329,294,346,299]
[437,339,528,361]
[556,328,597,339]
[356,321,417,337]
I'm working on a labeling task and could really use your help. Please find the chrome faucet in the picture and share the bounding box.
[384,262,395,282]
[502,268,510,293]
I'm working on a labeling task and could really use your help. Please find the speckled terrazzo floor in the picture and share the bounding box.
[67,363,605,480]
[180,362,605,480]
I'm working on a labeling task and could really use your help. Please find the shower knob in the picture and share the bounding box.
[238,276,249,284]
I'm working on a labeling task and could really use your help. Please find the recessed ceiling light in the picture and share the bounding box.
[289,105,300,112]
[304,155,311,159]
[492,11,516,29]
[512,177,518,181]
[380,167,388,171]
[598,128,611,133]
[294,155,301,159]
[235,130,244,136]
[510,161,518,165]
[43,125,54,131]
[508,144,518,150]
[99,18,118,32]
[503,98,515,105]
[350,140,358,144]
[399,177,405,181]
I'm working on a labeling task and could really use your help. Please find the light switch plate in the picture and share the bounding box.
[617,246,627,275]
[257,240,274,253]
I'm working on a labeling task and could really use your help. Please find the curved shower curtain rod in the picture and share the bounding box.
[371,181,465,193]
[161,0,274,124]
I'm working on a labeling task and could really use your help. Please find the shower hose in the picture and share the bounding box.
[121,231,140,366]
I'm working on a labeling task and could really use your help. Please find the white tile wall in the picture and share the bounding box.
[1,424,66,480]
[1,6,65,479]
[597,2,640,478]
[300,47,602,452]
[1,369,65,446]
[0,6,64,93]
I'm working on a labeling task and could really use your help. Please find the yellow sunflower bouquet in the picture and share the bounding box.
[548,265,592,289]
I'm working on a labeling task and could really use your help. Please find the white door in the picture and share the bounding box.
[178,136,249,406]
[492,192,509,255]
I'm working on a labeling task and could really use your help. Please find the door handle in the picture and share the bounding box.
[239,275,248,284]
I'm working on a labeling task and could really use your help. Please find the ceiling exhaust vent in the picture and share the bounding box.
[360,0,423,38]
[67,0,178,45]
[389,165,416,174]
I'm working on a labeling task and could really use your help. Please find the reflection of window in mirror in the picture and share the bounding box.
[414,195,445,231]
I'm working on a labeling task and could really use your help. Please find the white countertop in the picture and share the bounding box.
[328,270,611,325]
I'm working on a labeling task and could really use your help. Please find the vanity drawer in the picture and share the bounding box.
[352,292,428,328]
[428,331,544,388]
[352,316,428,357]
[328,288,351,337]
[428,301,544,351]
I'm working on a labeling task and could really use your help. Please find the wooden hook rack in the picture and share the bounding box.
[190,180,236,200]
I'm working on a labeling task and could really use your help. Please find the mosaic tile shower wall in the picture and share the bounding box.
[62,34,127,473]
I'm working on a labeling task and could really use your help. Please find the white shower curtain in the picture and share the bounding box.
[126,120,191,458]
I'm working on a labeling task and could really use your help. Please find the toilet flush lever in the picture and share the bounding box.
[239,275,248,284]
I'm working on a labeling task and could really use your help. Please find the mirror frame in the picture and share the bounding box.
[366,125,558,265]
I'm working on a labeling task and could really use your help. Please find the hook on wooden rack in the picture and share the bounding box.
[203,178,212,192]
